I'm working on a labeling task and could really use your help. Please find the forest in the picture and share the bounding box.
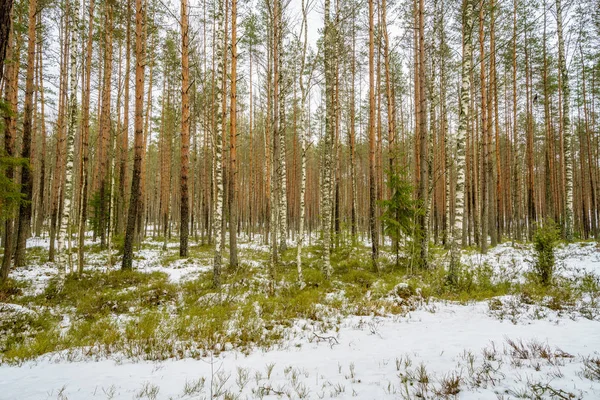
[1,0,600,398]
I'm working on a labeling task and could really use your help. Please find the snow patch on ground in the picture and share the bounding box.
[462,242,600,283]
[1,300,599,399]
[4,240,600,399]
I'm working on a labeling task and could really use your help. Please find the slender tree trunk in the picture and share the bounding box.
[1,24,16,282]
[122,0,146,270]
[478,0,488,254]
[35,39,47,238]
[118,0,131,234]
[525,29,536,238]
[180,0,190,257]
[296,0,311,286]
[418,0,429,267]
[450,0,473,275]
[368,0,379,271]
[49,8,68,262]
[556,0,573,240]
[0,0,14,85]
[228,0,238,267]
[97,0,113,248]
[349,11,357,243]
[382,0,397,252]
[14,0,38,268]
[57,0,79,274]
[77,0,94,274]
[212,0,225,287]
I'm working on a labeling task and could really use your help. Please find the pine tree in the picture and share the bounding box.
[180,0,190,257]
[122,0,146,271]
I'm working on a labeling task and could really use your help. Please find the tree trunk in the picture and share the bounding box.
[0,0,14,85]
[14,0,38,268]
[122,0,146,270]
[57,0,79,274]
[118,0,131,234]
[180,0,190,257]
[77,0,95,274]
[450,0,473,275]
[478,0,488,254]
[1,23,16,282]
[418,0,429,267]
[368,0,379,271]
[212,0,225,287]
[321,0,335,278]
[228,0,238,267]
[556,0,573,240]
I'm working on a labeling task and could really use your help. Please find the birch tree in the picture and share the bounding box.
[321,0,335,279]
[450,0,473,276]
[78,0,95,274]
[57,0,80,274]
[212,0,225,287]
[229,0,238,268]
[556,0,573,240]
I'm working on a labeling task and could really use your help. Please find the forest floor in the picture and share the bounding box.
[1,236,600,399]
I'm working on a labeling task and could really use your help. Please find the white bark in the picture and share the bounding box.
[296,0,311,287]
[277,0,287,253]
[556,0,573,240]
[450,0,473,272]
[321,0,334,279]
[58,0,80,274]
[212,0,225,287]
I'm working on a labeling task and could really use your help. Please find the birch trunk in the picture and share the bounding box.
[556,0,573,240]
[78,0,94,274]
[212,0,225,287]
[296,0,311,286]
[450,0,473,274]
[321,0,334,278]
[228,0,238,267]
[58,0,79,274]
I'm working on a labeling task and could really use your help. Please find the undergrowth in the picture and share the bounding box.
[1,240,599,365]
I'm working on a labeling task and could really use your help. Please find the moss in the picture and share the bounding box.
[0,279,25,302]
[0,306,60,362]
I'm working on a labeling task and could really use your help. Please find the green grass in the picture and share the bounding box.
[2,239,599,364]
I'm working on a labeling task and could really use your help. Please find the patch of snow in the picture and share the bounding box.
[1,300,599,399]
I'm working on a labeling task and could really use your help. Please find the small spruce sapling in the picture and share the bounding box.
[380,171,415,267]
[532,219,560,286]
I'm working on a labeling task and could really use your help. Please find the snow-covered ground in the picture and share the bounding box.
[2,301,599,399]
[2,240,600,399]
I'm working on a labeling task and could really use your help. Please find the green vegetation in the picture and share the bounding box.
[532,220,560,286]
[1,240,599,365]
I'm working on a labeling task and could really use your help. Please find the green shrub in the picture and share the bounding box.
[532,220,560,286]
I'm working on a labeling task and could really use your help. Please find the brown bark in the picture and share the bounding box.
[368,0,379,270]
[122,0,145,270]
[180,0,190,257]
[14,0,38,267]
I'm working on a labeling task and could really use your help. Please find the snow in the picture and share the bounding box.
[3,240,600,399]
[132,249,211,283]
[462,242,600,282]
[1,300,599,399]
